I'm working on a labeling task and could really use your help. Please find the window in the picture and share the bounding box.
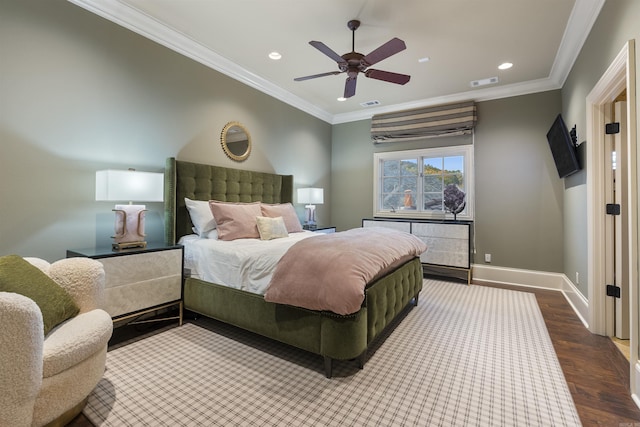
[373,146,474,220]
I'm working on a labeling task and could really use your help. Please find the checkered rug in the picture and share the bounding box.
[83,280,582,426]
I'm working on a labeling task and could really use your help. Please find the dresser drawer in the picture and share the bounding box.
[100,249,182,317]
[67,244,184,319]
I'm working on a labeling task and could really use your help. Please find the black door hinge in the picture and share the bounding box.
[606,284,621,298]
[606,204,621,215]
[606,122,620,134]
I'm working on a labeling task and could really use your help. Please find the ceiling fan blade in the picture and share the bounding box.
[362,38,406,66]
[365,69,411,85]
[294,71,343,81]
[344,76,357,98]
[309,41,347,65]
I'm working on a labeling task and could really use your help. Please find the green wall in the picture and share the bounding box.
[0,0,331,261]
[332,0,640,299]
[3,0,640,305]
[475,92,565,273]
[561,0,640,298]
[332,91,565,273]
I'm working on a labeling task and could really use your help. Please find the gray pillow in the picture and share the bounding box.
[0,255,79,335]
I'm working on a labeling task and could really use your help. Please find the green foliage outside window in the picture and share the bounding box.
[377,148,472,219]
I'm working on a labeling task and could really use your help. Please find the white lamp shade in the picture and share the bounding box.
[96,170,164,202]
[297,187,324,204]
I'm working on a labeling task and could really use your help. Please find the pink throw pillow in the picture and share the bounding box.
[209,201,262,240]
[260,203,303,233]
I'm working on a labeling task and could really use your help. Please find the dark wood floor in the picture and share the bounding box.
[68,282,640,426]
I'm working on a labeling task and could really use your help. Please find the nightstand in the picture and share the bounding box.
[312,226,336,234]
[66,243,184,325]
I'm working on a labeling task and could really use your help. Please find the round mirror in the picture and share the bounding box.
[220,121,251,161]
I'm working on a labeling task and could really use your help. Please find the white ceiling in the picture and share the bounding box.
[69,0,605,124]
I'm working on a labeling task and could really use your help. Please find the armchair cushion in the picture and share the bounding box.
[42,309,113,378]
[0,255,79,335]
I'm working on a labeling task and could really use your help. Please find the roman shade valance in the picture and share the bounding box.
[371,100,477,143]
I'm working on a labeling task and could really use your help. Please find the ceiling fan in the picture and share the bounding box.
[294,20,411,98]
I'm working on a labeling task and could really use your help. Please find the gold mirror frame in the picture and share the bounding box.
[220,121,251,162]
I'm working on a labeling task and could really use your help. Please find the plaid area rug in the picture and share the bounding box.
[84,280,582,426]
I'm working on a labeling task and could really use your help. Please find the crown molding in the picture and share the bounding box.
[549,0,606,87]
[331,78,562,124]
[67,0,334,123]
[68,0,603,125]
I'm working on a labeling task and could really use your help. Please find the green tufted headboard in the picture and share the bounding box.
[164,157,294,244]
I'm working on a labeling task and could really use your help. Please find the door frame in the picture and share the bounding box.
[586,39,637,397]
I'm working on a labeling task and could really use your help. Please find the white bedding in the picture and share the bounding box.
[179,231,318,295]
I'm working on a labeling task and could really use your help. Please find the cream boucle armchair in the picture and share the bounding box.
[0,257,113,427]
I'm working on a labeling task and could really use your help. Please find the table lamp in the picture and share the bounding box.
[297,187,323,230]
[96,169,164,250]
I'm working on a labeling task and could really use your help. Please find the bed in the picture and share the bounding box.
[164,157,424,377]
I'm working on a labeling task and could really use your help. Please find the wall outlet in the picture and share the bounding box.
[485,253,491,263]
[575,272,579,284]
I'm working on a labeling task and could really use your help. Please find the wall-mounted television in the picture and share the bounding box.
[546,114,581,178]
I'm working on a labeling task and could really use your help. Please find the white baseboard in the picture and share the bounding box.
[472,264,589,328]
[633,362,640,410]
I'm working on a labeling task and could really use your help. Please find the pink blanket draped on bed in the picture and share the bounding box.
[263,227,427,315]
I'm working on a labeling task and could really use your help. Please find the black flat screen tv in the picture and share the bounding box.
[546,114,581,178]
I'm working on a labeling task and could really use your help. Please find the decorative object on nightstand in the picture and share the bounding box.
[96,169,164,250]
[298,187,323,230]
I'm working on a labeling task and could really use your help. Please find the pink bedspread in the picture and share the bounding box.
[263,227,427,315]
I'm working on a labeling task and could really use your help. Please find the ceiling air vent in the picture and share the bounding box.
[470,76,499,88]
[360,100,381,107]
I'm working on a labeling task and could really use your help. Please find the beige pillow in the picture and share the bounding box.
[260,203,303,233]
[208,201,261,241]
[256,216,289,240]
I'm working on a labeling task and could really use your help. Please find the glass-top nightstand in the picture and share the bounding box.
[304,225,336,234]
[66,243,183,325]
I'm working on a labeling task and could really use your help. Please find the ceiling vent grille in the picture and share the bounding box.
[360,100,381,107]
[470,76,499,87]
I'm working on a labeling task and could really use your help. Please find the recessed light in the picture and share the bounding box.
[498,62,513,70]
[268,52,282,60]
[337,97,347,102]
[418,57,430,63]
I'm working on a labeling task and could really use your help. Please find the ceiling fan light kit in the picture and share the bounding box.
[294,19,410,99]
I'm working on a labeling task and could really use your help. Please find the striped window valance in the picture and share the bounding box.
[371,101,477,144]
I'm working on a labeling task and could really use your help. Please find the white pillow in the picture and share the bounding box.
[184,198,216,236]
[201,228,219,240]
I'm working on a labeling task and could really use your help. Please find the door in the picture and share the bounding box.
[605,99,629,339]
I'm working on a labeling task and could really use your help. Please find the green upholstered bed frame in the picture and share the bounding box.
[164,157,423,377]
